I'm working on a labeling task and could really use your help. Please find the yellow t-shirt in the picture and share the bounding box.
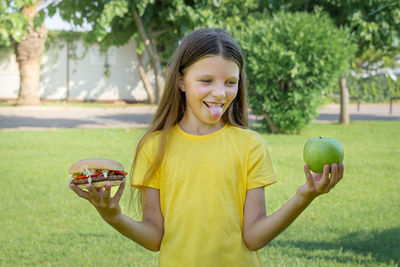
[132,124,276,267]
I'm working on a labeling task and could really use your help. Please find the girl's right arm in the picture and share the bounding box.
[69,181,164,252]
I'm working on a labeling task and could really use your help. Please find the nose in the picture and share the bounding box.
[211,83,226,99]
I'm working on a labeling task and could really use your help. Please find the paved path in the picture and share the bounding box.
[314,103,400,123]
[0,103,398,130]
[0,105,157,130]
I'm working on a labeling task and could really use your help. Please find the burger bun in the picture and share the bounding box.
[69,158,124,174]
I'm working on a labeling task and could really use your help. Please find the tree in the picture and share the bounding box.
[264,0,400,124]
[51,0,195,104]
[52,0,263,104]
[237,11,354,133]
[0,0,49,105]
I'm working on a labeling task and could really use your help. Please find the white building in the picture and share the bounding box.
[0,39,151,103]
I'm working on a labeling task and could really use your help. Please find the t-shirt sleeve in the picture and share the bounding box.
[131,136,160,189]
[247,133,277,189]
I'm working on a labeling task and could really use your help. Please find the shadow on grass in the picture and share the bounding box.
[269,228,400,265]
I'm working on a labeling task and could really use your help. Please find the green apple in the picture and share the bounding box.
[303,137,344,173]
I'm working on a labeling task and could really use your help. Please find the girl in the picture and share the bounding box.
[70,28,344,266]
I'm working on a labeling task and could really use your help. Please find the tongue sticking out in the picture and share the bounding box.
[208,105,223,118]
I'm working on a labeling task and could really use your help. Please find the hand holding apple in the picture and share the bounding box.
[297,162,344,200]
[303,137,344,173]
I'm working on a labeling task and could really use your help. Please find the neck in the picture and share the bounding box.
[178,117,225,136]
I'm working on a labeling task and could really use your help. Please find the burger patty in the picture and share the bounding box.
[71,174,125,185]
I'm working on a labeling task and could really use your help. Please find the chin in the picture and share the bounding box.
[202,117,225,127]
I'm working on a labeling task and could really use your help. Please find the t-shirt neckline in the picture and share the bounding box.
[174,123,229,140]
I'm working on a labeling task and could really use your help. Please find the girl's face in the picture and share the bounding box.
[179,55,239,135]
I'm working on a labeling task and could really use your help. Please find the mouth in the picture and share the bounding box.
[203,101,225,118]
[203,101,225,108]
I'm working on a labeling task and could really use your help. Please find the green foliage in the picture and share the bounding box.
[0,0,30,46]
[264,0,400,67]
[347,0,400,57]
[46,30,84,47]
[0,0,48,54]
[388,78,400,98]
[237,11,355,133]
[0,45,14,61]
[53,0,185,54]
[340,74,400,102]
[33,9,46,28]
[91,0,129,43]
[151,0,267,64]
[52,0,265,65]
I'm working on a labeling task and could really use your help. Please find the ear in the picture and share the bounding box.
[178,74,185,92]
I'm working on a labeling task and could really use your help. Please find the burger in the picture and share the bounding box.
[68,158,127,189]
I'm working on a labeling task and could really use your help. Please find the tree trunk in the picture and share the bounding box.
[14,4,47,106]
[339,77,350,124]
[263,112,281,134]
[149,32,165,101]
[137,52,156,104]
[132,9,164,103]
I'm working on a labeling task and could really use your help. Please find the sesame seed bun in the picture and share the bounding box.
[68,158,124,174]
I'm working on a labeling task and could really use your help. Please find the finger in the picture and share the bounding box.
[103,183,112,204]
[320,164,330,188]
[304,165,315,188]
[69,184,90,200]
[338,162,344,180]
[86,184,100,203]
[330,163,338,187]
[113,179,126,203]
[96,186,104,196]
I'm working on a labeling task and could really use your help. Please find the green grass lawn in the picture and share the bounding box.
[0,122,399,266]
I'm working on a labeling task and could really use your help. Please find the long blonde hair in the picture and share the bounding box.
[129,28,249,215]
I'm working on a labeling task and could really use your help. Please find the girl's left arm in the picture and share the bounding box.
[242,162,344,251]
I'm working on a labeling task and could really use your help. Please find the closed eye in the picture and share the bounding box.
[226,80,238,86]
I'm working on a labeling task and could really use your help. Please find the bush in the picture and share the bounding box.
[236,11,355,133]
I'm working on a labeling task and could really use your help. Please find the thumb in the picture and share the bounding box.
[304,165,315,187]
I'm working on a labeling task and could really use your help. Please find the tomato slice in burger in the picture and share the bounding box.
[74,172,103,180]
[114,171,127,176]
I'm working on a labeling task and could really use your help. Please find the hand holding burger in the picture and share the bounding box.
[68,158,127,222]
[68,158,127,189]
